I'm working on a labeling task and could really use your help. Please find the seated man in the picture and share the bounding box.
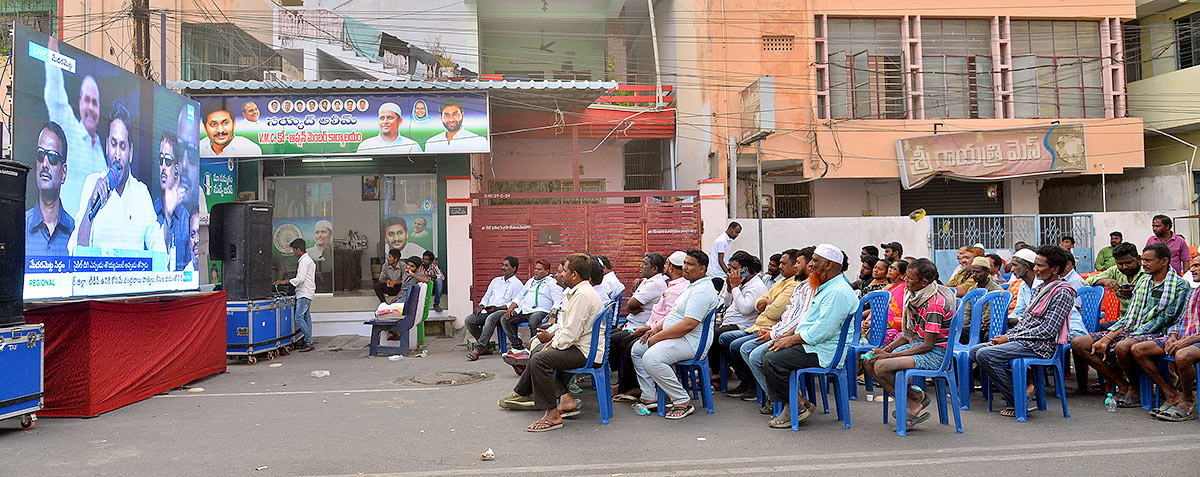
[630,249,720,419]
[1007,248,1039,324]
[1132,282,1200,421]
[971,245,1076,417]
[593,255,626,302]
[500,259,564,356]
[723,248,802,402]
[611,252,688,402]
[466,256,525,360]
[711,251,768,396]
[374,249,407,304]
[945,246,978,298]
[959,256,1003,344]
[760,244,857,428]
[608,253,667,381]
[495,254,604,432]
[1085,242,1145,317]
[1071,243,1189,407]
[863,258,957,429]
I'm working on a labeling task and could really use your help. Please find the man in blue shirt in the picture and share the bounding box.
[760,244,857,428]
[25,122,75,257]
[152,132,191,271]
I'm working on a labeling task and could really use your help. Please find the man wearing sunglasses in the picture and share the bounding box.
[25,122,74,257]
[153,132,192,271]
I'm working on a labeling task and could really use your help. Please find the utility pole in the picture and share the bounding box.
[739,130,773,263]
[160,11,167,86]
[132,0,151,80]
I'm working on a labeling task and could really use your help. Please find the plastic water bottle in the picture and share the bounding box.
[635,404,652,416]
[1105,393,1118,412]
[862,351,874,360]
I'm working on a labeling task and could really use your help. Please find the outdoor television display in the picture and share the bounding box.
[11,23,201,299]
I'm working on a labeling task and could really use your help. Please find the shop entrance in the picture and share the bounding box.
[469,190,702,302]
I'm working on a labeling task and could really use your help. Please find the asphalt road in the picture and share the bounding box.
[4,335,1199,476]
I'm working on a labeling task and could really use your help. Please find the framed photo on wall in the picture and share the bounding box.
[362,175,379,200]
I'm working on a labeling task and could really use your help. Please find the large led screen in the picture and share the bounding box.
[12,23,201,299]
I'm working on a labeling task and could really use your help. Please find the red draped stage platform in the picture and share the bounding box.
[24,291,227,417]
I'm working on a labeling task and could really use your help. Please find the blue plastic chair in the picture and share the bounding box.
[559,299,619,424]
[657,307,720,416]
[1069,286,1105,393]
[1010,342,1071,422]
[782,305,858,430]
[957,289,1011,409]
[846,290,893,401]
[883,295,965,436]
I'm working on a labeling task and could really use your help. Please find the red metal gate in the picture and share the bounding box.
[469,192,701,303]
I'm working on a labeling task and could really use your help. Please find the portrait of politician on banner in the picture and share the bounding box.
[194,93,489,157]
[896,123,1087,190]
[10,23,201,300]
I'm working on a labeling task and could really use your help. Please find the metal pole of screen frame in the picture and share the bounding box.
[739,131,774,263]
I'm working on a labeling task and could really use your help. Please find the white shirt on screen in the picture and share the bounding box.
[199,136,262,157]
[357,134,422,154]
[69,173,165,255]
[44,59,106,208]
[423,128,489,152]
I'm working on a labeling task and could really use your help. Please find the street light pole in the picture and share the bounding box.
[739,130,774,262]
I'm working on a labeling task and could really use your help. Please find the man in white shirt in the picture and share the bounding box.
[625,254,670,329]
[384,216,428,258]
[593,255,626,302]
[356,102,422,154]
[199,102,262,157]
[241,101,260,126]
[423,102,490,152]
[500,259,565,355]
[276,238,316,352]
[708,222,742,290]
[70,103,165,257]
[467,256,525,359]
[43,37,106,211]
[712,251,769,395]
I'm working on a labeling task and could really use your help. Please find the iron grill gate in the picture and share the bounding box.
[470,202,701,303]
[928,214,1095,280]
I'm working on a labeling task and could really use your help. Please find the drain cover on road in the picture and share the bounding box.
[398,371,491,386]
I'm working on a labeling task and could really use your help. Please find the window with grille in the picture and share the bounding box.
[1009,20,1104,118]
[762,35,795,51]
[826,19,907,119]
[921,19,994,119]
[624,139,665,203]
[1124,23,1142,82]
[1175,13,1200,71]
[774,182,813,218]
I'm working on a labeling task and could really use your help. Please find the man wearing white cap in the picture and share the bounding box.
[611,251,689,402]
[307,219,333,261]
[1007,248,1041,323]
[357,102,422,154]
[759,244,857,428]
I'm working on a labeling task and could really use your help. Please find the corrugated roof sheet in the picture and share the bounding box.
[169,79,618,93]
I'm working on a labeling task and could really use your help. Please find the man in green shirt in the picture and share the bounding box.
[1084,242,1143,316]
[1095,231,1123,272]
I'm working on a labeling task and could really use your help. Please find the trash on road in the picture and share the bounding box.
[480,448,495,461]
[388,355,402,361]
[187,387,205,393]
[311,370,330,378]
[255,466,268,471]
[269,363,283,368]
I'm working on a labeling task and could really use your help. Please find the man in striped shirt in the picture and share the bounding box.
[1071,243,1189,408]
[1131,284,1200,421]
[971,245,1076,417]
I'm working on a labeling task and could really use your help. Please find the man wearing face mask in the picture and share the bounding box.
[70,103,164,255]
[153,132,191,271]
[25,122,74,256]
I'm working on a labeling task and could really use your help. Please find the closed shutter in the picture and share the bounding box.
[900,179,1003,215]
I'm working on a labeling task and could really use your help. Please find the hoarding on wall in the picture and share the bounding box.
[11,23,201,299]
[194,93,489,157]
[896,123,1087,190]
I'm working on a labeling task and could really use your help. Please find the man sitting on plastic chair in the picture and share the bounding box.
[1131,284,1200,422]
[971,245,1076,418]
[629,249,720,420]
[496,254,604,432]
[1070,243,1189,408]
[760,244,857,429]
[863,258,956,430]
[499,259,564,359]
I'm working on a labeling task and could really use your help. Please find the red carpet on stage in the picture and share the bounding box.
[24,291,228,417]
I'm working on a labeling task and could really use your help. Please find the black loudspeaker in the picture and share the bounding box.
[0,161,30,325]
[210,201,273,301]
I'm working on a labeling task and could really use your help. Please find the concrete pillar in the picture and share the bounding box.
[606,19,627,80]
[445,176,473,329]
[303,43,318,81]
[699,179,728,255]
[1004,179,1040,214]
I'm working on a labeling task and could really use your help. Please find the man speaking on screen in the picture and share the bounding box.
[69,102,165,256]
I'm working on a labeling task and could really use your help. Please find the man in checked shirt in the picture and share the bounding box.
[1131,283,1200,422]
[1071,243,1189,408]
[971,245,1077,418]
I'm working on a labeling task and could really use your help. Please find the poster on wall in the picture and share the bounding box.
[273,216,334,261]
[896,123,1087,190]
[11,23,201,299]
[199,157,237,285]
[194,93,489,157]
[383,213,434,258]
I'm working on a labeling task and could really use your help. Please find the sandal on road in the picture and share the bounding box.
[560,398,583,418]
[664,404,695,420]
[895,411,931,431]
[527,419,563,432]
[1154,404,1196,422]
[1116,394,1142,408]
[613,393,639,403]
[1150,403,1172,418]
[891,393,931,419]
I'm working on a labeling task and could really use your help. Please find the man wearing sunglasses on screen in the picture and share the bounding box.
[152,132,192,272]
[25,121,75,257]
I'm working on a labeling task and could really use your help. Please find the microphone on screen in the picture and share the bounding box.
[86,166,120,221]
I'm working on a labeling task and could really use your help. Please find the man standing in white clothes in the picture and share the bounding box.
[43,37,106,210]
[276,238,316,352]
[708,222,742,291]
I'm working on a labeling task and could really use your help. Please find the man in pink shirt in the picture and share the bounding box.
[1147,214,1192,274]
[611,251,691,402]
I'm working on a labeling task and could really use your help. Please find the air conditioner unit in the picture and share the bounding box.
[263,70,290,82]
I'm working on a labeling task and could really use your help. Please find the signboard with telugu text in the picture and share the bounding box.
[896,123,1087,190]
